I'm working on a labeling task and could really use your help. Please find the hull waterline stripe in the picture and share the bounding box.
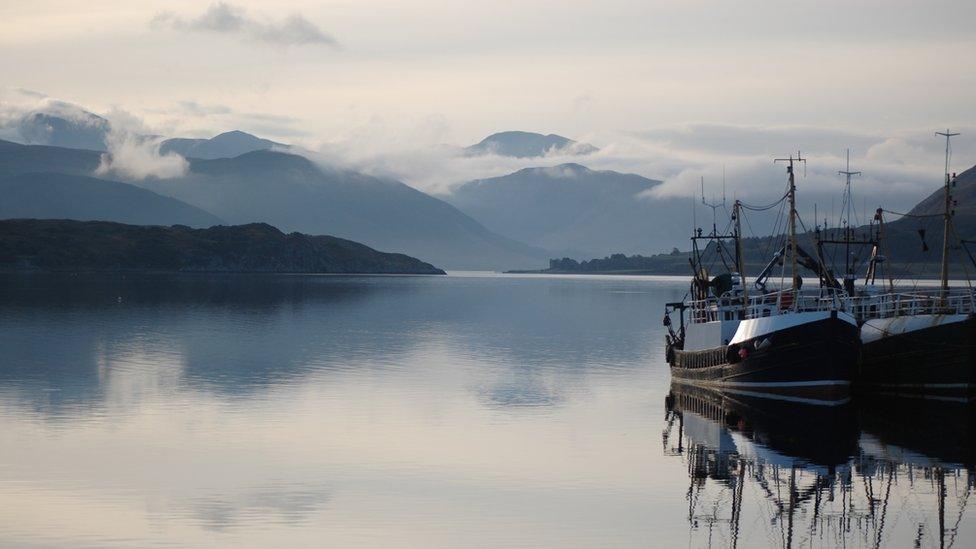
[719,388,851,407]
[700,380,851,388]
[671,379,851,406]
[864,382,974,389]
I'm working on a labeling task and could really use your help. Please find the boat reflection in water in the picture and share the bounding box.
[664,383,974,548]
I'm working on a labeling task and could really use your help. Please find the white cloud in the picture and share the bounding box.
[150,2,338,48]
[96,131,188,181]
[138,100,307,141]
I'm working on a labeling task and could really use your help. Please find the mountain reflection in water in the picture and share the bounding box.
[665,383,974,548]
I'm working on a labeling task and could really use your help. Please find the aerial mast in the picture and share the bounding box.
[936,129,959,299]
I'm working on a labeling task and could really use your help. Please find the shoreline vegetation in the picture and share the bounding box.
[0,219,446,275]
[508,251,971,278]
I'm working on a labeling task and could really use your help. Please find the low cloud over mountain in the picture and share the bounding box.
[159,131,285,160]
[464,131,599,158]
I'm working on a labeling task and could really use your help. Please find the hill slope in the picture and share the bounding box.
[0,139,101,178]
[0,219,445,274]
[464,131,598,158]
[143,151,546,269]
[446,163,689,257]
[908,165,976,217]
[0,172,223,227]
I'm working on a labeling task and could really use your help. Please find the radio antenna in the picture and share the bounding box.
[701,175,726,237]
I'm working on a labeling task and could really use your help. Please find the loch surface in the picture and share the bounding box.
[0,272,972,548]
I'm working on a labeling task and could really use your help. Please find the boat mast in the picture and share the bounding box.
[733,199,748,313]
[937,467,946,549]
[838,149,861,284]
[937,129,959,298]
[776,153,806,307]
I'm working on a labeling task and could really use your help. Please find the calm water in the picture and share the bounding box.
[0,272,971,548]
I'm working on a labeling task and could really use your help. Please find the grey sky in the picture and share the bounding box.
[2,1,973,140]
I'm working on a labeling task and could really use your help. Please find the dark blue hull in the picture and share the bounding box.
[670,314,859,403]
[857,315,976,396]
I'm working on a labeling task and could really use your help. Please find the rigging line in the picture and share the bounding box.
[795,212,829,277]
[887,210,936,288]
[949,223,975,288]
[741,208,758,239]
[740,191,789,212]
[755,198,788,265]
[880,208,942,219]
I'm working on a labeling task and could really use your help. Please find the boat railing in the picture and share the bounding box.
[688,289,851,323]
[688,287,976,323]
[846,288,976,321]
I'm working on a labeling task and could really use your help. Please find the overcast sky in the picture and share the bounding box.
[2,0,975,213]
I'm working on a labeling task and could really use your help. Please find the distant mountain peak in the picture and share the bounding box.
[14,109,111,152]
[464,131,599,158]
[210,130,272,143]
[159,130,286,160]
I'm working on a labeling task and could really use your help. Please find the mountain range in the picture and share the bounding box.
[4,101,972,273]
[0,138,547,270]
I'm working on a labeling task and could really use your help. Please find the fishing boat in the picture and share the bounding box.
[846,131,976,396]
[664,155,860,404]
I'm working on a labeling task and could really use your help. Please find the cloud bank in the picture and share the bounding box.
[0,88,188,180]
[150,2,338,47]
[96,132,189,181]
[311,121,976,233]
